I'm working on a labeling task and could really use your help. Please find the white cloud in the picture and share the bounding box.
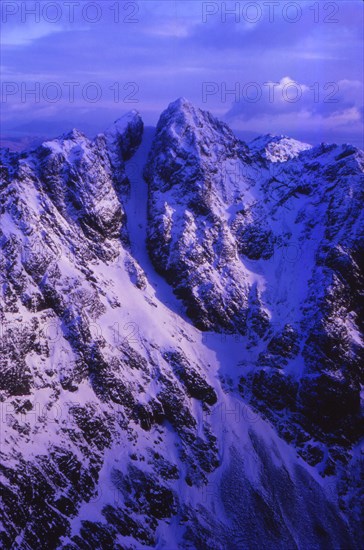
[1,22,66,46]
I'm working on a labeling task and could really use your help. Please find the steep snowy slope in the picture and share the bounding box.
[0,100,363,549]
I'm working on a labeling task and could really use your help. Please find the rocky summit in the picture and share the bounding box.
[0,98,363,549]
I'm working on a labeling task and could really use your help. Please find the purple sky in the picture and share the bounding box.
[1,0,363,148]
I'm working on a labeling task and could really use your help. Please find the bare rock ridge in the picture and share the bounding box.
[0,98,363,549]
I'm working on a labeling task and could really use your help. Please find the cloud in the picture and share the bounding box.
[224,76,363,120]
[0,21,66,46]
[224,77,363,147]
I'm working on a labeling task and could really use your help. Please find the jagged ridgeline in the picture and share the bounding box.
[0,99,363,549]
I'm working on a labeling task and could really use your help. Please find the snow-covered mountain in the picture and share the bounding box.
[0,99,363,549]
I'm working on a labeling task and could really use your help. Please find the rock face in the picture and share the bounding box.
[144,98,267,334]
[0,99,363,549]
[146,98,364,444]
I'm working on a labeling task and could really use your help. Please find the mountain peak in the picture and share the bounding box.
[249,133,312,162]
[103,110,144,162]
[163,97,199,122]
[61,127,87,140]
[105,110,142,138]
[168,97,193,111]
